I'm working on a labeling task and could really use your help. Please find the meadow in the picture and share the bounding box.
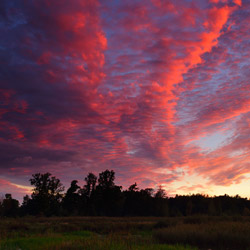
[0,216,250,250]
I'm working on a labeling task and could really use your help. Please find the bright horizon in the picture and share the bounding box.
[0,0,250,202]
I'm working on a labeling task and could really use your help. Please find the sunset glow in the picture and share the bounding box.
[0,0,249,201]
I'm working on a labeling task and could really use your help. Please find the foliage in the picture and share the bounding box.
[22,172,64,216]
[84,173,97,197]
[63,180,81,215]
[0,194,19,217]
[1,170,250,217]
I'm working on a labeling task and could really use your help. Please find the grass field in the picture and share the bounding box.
[0,216,250,249]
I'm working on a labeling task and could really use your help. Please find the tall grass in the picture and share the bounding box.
[0,231,196,250]
[153,221,250,250]
[0,216,249,249]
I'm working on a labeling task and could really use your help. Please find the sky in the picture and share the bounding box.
[0,0,250,202]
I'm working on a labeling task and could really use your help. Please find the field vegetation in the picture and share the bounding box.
[1,216,250,250]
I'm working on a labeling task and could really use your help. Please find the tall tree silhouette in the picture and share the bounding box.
[98,170,115,189]
[77,173,98,215]
[123,183,140,216]
[63,180,80,215]
[94,170,123,216]
[29,172,64,215]
[154,186,168,216]
[155,186,166,199]
[84,173,97,197]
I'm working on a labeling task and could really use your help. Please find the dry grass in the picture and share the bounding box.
[0,216,250,249]
[153,220,250,250]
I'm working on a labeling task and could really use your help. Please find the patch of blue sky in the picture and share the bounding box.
[193,129,234,152]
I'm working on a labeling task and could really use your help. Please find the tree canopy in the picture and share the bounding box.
[1,170,250,217]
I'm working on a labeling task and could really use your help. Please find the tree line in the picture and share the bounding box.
[1,170,250,217]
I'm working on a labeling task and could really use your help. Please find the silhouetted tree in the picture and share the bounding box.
[154,186,168,216]
[155,186,166,199]
[63,180,80,215]
[123,183,140,216]
[94,170,124,216]
[98,169,115,189]
[20,195,31,216]
[84,173,97,197]
[67,180,80,194]
[77,173,98,215]
[128,183,139,192]
[1,194,19,217]
[4,170,250,217]
[123,184,156,216]
[0,195,3,216]
[29,172,64,216]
